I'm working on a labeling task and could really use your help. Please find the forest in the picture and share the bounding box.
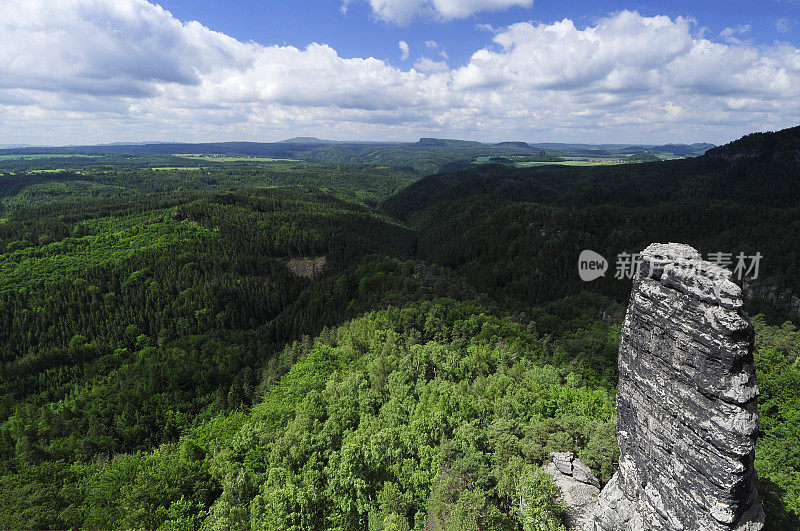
[0,126,798,530]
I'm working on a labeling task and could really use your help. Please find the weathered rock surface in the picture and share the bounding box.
[544,452,601,529]
[588,243,765,531]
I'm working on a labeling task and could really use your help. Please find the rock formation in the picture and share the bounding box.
[588,243,764,530]
[544,452,601,529]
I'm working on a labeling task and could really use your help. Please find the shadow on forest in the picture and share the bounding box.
[760,477,800,530]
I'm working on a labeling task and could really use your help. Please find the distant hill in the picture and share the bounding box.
[415,138,483,147]
[667,143,716,156]
[0,141,304,157]
[90,141,180,146]
[0,136,718,174]
[626,151,662,162]
[496,141,532,149]
[0,144,40,149]
[529,142,714,158]
[617,143,714,157]
[277,137,328,144]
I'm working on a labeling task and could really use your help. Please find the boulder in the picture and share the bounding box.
[544,452,601,529]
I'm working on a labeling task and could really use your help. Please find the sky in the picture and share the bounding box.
[0,0,799,146]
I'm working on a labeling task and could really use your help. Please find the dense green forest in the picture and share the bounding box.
[0,127,798,530]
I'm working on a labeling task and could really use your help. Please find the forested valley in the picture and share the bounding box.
[0,126,799,530]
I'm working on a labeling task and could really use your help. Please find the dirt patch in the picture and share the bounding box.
[287,256,327,280]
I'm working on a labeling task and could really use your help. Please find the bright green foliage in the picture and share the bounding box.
[752,317,800,529]
[0,214,212,291]
[205,301,616,530]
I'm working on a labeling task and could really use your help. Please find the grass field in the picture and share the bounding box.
[19,168,70,173]
[151,166,204,171]
[513,159,624,167]
[0,154,99,160]
[470,156,625,168]
[174,154,298,162]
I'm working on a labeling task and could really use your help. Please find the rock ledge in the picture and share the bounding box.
[544,452,601,529]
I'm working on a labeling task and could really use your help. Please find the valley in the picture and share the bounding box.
[0,127,798,530]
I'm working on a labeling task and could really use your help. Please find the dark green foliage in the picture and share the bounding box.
[625,152,661,162]
[705,124,800,164]
[381,140,800,305]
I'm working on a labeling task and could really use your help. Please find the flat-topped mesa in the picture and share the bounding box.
[588,243,765,531]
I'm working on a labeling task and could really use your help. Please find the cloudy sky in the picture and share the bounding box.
[1,0,799,146]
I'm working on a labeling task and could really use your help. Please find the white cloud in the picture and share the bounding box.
[343,0,532,25]
[431,0,533,19]
[453,13,696,92]
[720,24,751,44]
[777,18,794,33]
[399,40,410,60]
[414,57,450,73]
[1,4,800,145]
[721,24,751,37]
[424,40,449,59]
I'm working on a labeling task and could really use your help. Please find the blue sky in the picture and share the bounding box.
[0,0,799,145]
[158,0,800,66]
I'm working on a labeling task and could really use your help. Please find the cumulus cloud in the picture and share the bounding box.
[453,13,696,92]
[414,57,450,73]
[0,0,232,96]
[1,3,800,145]
[399,40,410,60]
[343,0,532,25]
[0,1,436,112]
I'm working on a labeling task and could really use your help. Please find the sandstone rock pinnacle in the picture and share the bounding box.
[588,243,765,530]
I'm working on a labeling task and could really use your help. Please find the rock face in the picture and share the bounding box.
[544,452,600,529]
[588,243,764,530]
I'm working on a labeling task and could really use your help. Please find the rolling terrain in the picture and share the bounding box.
[0,127,797,530]
[0,137,715,175]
